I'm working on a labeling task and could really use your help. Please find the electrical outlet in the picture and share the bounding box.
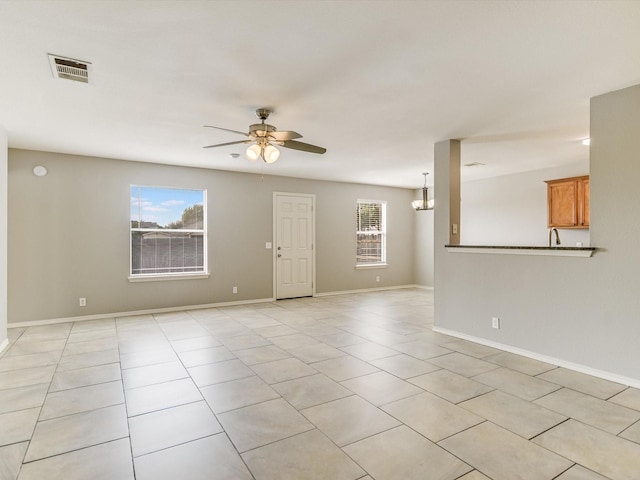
[492,317,500,329]
[232,286,238,294]
[79,297,86,307]
[452,223,458,235]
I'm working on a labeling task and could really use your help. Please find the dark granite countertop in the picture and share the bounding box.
[444,245,597,257]
[445,245,596,251]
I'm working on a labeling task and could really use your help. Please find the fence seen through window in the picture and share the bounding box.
[130,186,207,276]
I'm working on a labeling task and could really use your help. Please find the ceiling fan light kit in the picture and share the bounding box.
[204,108,326,164]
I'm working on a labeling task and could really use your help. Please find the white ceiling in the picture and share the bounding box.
[1,1,640,188]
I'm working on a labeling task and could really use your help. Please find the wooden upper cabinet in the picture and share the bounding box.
[545,175,589,228]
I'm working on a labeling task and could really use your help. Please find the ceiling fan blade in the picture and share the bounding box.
[203,125,249,137]
[203,140,251,149]
[270,130,302,141]
[281,140,327,154]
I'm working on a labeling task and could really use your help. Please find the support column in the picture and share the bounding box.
[0,126,7,352]
[433,139,460,326]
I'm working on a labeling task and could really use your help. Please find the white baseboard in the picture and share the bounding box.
[433,326,640,389]
[8,297,275,329]
[314,284,426,297]
[0,338,8,355]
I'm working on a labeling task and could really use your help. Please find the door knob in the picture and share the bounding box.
[277,246,281,250]
[277,254,282,258]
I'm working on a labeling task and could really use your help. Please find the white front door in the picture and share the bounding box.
[274,193,314,299]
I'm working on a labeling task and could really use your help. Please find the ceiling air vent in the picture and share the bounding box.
[464,162,486,168]
[48,54,91,83]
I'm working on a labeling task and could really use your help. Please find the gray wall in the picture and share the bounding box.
[413,187,434,287]
[434,84,640,384]
[0,127,7,348]
[8,149,415,323]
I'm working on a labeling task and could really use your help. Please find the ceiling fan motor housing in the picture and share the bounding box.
[249,123,276,139]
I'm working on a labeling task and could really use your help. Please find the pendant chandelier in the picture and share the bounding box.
[412,172,434,211]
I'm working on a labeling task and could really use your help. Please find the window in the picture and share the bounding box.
[356,200,386,265]
[130,186,207,278]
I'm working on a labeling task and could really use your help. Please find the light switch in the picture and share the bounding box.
[265,242,272,249]
[452,223,458,235]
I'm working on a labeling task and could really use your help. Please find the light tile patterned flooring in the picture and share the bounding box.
[1,289,640,479]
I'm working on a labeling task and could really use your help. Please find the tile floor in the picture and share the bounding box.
[1,289,639,480]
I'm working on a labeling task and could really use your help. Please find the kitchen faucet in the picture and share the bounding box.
[548,228,561,247]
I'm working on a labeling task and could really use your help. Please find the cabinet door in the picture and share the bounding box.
[547,180,578,227]
[580,178,590,227]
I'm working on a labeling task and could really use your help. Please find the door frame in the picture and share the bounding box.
[273,192,316,300]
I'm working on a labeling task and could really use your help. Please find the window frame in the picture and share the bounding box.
[129,185,209,282]
[355,199,387,268]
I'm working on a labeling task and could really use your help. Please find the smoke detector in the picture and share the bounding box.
[48,54,91,83]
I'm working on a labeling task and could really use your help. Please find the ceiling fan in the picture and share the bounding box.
[204,108,327,164]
